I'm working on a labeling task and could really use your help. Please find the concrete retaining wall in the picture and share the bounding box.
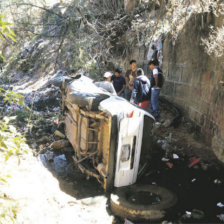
[162,13,224,162]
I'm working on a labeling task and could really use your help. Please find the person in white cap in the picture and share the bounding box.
[94,72,117,95]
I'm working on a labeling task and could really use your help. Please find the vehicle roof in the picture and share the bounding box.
[99,96,154,120]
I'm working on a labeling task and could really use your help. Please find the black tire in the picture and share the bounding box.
[68,92,109,111]
[110,184,177,221]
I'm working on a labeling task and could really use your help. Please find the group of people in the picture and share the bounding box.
[100,59,164,119]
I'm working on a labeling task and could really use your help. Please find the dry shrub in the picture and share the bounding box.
[202,25,224,57]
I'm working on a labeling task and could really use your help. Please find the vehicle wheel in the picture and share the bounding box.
[110,184,177,221]
[68,92,109,111]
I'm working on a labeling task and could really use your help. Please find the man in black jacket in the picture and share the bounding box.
[111,68,126,97]
[130,68,151,110]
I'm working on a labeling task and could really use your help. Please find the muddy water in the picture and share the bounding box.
[40,151,105,200]
[40,150,224,224]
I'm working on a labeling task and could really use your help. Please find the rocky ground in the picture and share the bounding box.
[0,74,224,224]
[0,76,116,224]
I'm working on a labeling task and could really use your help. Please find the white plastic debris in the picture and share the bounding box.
[191,178,196,183]
[214,179,222,184]
[173,154,179,159]
[217,214,224,222]
[161,142,168,150]
[185,211,192,218]
[124,219,134,224]
[155,122,161,129]
[161,157,169,162]
[217,202,224,208]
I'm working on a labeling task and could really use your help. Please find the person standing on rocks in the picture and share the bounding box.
[111,68,126,97]
[130,68,151,110]
[148,59,164,119]
[125,60,137,101]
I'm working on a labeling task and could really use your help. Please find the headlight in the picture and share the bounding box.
[120,144,131,162]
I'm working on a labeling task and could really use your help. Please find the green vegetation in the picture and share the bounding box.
[0,13,16,60]
[0,88,24,105]
[0,202,18,224]
[0,14,30,223]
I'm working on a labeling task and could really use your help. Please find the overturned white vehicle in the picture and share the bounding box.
[53,74,177,221]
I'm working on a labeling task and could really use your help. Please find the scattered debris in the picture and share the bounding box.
[185,211,192,218]
[217,214,224,222]
[173,154,179,159]
[188,157,201,168]
[161,157,169,162]
[124,218,134,224]
[163,119,172,128]
[217,202,224,208]
[154,122,161,129]
[191,209,205,219]
[161,221,168,224]
[37,136,49,144]
[54,118,59,125]
[165,133,172,143]
[191,178,196,183]
[37,144,47,155]
[23,86,61,111]
[54,130,65,138]
[183,209,204,220]
[53,154,68,176]
[214,179,222,185]
[50,139,70,150]
[161,141,168,151]
[161,221,173,224]
[200,162,209,171]
[44,150,54,162]
[166,162,173,168]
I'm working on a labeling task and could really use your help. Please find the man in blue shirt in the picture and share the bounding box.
[111,68,126,97]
